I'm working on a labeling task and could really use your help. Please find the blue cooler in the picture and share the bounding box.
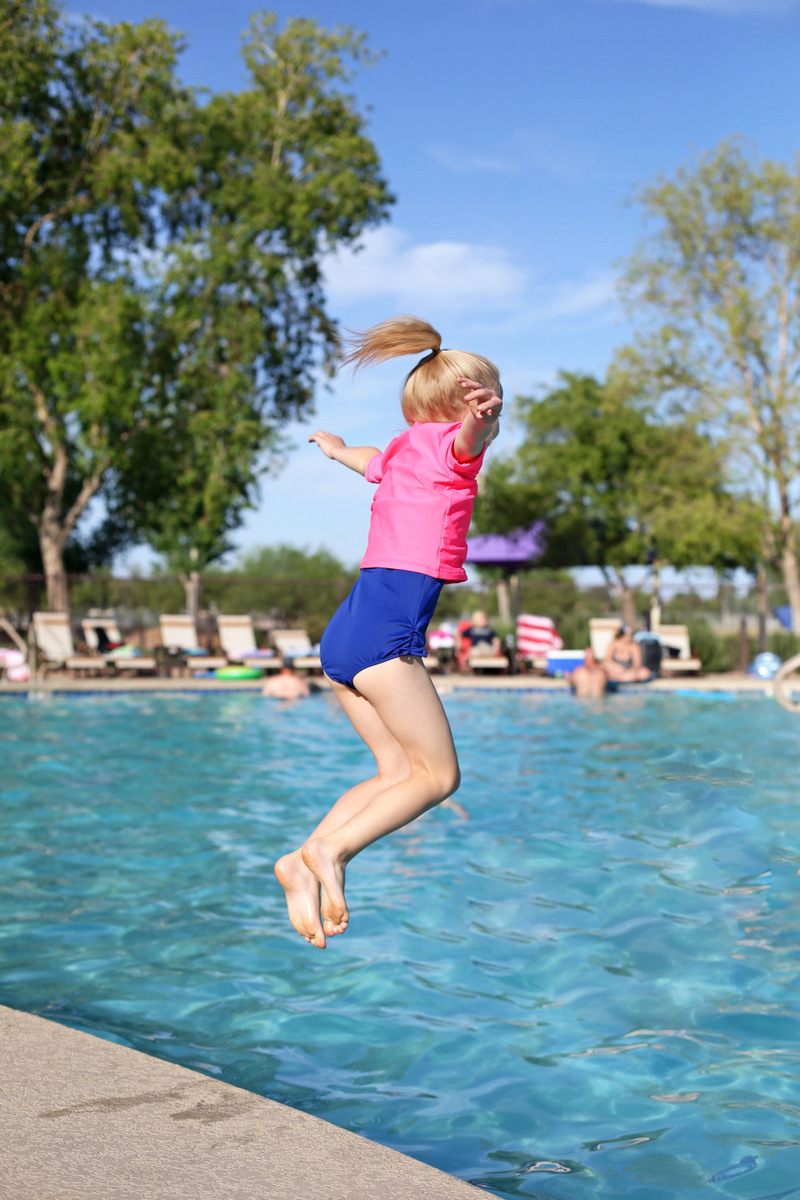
[546,649,586,676]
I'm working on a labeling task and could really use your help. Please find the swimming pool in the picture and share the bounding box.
[1,690,799,1198]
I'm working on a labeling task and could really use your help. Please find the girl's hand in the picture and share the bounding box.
[309,432,382,476]
[453,378,503,462]
[458,378,503,423]
[309,431,346,459]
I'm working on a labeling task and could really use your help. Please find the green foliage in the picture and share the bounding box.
[0,2,192,592]
[0,3,392,600]
[474,372,762,585]
[203,543,356,638]
[685,619,728,673]
[116,12,392,574]
[619,138,800,624]
[681,622,800,673]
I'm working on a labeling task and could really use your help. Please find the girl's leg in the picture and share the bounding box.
[301,655,460,935]
[274,676,412,947]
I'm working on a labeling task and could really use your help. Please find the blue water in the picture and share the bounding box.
[2,690,800,1198]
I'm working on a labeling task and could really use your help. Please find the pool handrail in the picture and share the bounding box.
[774,652,800,714]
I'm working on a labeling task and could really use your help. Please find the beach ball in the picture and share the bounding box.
[748,652,782,679]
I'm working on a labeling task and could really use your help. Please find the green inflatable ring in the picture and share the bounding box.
[215,666,264,680]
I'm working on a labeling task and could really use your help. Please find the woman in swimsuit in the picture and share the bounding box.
[602,626,652,683]
[274,316,502,948]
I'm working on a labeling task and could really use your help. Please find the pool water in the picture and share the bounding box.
[2,690,800,1198]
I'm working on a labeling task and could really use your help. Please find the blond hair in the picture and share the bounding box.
[342,315,502,424]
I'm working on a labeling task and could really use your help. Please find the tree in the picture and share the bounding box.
[473,372,761,627]
[620,139,800,630]
[204,544,356,642]
[0,3,391,612]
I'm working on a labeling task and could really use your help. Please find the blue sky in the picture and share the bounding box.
[88,0,800,571]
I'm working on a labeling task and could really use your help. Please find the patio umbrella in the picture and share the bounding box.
[774,605,794,632]
[465,524,547,620]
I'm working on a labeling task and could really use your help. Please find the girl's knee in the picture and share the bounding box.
[421,759,460,800]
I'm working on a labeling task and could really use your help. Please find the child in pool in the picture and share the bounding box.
[274,316,502,948]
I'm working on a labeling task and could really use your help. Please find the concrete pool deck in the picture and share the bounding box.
[1,1004,481,1200]
[0,670,781,696]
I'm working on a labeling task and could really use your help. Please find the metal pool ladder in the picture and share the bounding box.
[774,652,800,714]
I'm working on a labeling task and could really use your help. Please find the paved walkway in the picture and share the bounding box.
[1,1005,479,1200]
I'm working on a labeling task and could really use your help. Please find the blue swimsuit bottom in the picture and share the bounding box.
[320,567,444,690]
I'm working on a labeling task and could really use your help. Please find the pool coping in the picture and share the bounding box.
[0,671,780,697]
[1,1004,480,1199]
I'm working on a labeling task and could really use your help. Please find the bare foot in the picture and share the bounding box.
[274,850,326,948]
[301,839,349,935]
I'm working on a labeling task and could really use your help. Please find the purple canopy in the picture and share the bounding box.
[466,523,546,570]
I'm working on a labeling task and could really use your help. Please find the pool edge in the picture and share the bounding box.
[0,1003,480,1200]
[0,671,779,697]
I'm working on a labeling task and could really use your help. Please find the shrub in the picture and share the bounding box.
[686,619,728,673]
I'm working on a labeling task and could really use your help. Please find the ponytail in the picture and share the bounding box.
[342,316,442,372]
[342,314,501,424]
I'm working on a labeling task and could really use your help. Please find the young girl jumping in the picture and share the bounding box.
[274,316,502,948]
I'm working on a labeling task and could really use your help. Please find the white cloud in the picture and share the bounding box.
[427,128,600,182]
[476,272,620,336]
[324,227,527,313]
[533,273,619,321]
[613,0,796,12]
[426,145,515,174]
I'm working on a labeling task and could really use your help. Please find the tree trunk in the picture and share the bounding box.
[496,578,511,624]
[39,527,69,613]
[781,540,800,634]
[650,558,662,631]
[602,567,638,629]
[181,570,202,624]
[757,567,768,652]
[619,583,637,630]
[32,399,106,617]
[775,500,800,633]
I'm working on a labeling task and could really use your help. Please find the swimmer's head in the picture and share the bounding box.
[342,315,502,424]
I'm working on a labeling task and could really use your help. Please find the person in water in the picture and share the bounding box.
[274,316,502,948]
[569,647,609,697]
[262,659,311,700]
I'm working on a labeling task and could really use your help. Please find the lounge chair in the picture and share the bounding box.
[81,616,157,673]
[32,612,112,675]
[655,624,701,675]
[271,628,322,671]
[589,617,622,663]
[216,615,281,672]
[516,614,563,672]
[158,614,228,671]
[467,650,510,673]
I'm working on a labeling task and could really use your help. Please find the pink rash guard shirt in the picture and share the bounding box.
[361,420,487,582]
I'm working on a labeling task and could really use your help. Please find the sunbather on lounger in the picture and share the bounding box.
[603,627,653,683]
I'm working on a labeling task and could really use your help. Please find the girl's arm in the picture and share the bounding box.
[309,431,381,477]
[453,378,503,463]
